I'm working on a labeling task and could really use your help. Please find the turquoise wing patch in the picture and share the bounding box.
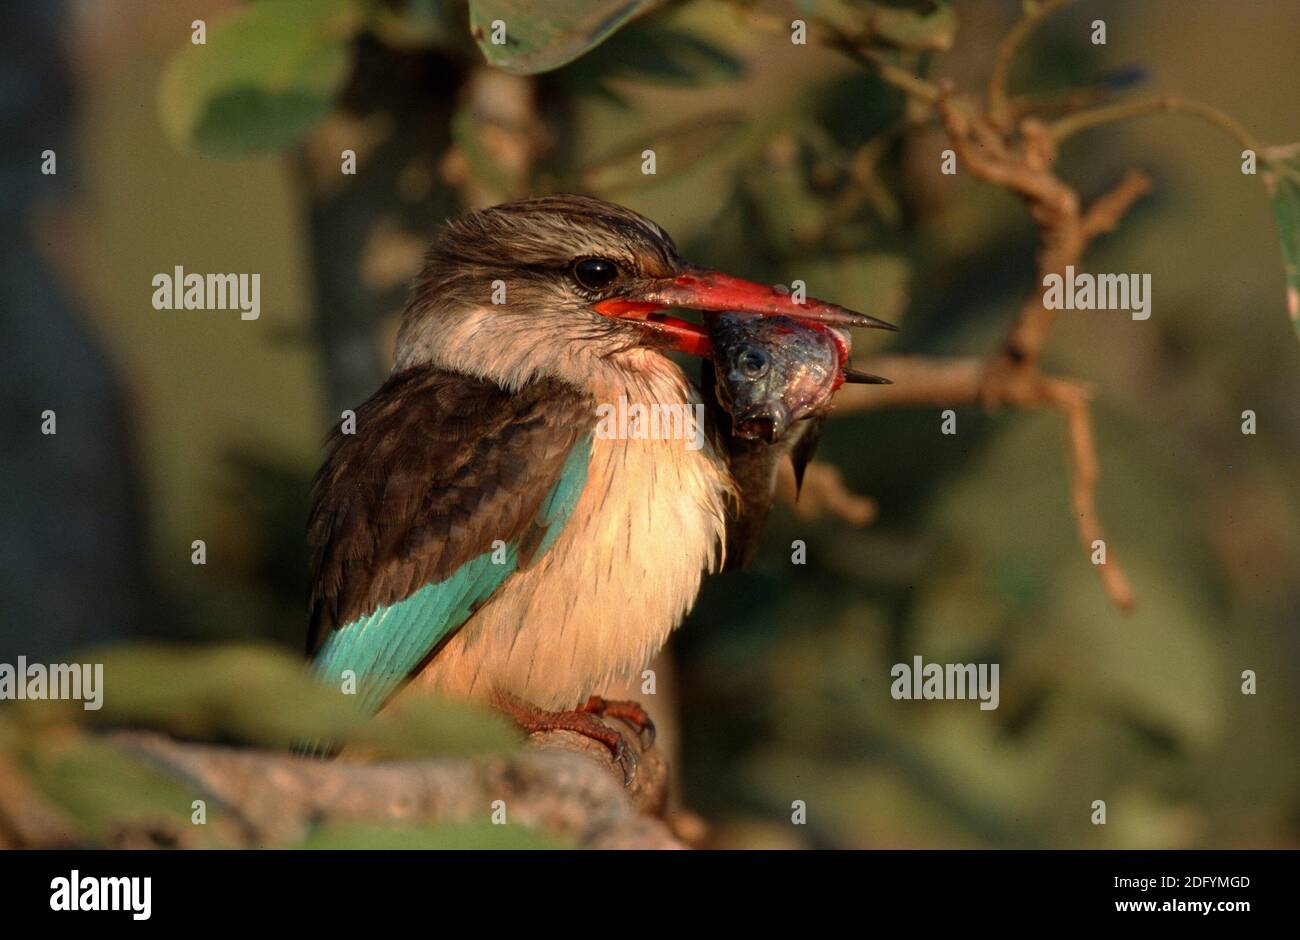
[310,435,592,712]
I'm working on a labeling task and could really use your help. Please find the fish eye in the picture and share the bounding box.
[573,258,620,291]
[738,347,770,376]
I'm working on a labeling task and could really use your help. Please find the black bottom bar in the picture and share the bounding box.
[0,849,1289,925]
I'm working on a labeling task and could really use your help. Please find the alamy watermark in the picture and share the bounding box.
[0,657,103,710]
[151,266,260,320]
[891,656,999,710]
[50,870,150,920]
[594,395,705,451]
[1043,265,1150,320]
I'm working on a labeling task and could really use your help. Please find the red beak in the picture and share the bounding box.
[593,265,896,356]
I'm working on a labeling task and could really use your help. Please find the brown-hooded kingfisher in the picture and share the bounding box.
[307,195,894,776]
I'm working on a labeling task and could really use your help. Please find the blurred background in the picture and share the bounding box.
[2,0,1297,848]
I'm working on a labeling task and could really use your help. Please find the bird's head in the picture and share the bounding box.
[394,194,895,391]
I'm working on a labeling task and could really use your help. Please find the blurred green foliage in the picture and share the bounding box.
[159,0,361,156]
[77,642,519,756]
[468,0,660,74]
[155,0,1300,335]
[0,643,521,847]
[1263,146,1300,338]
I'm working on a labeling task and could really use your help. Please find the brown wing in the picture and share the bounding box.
[307,365,593,654]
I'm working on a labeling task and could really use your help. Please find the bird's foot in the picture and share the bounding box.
[579,695,656,750]
[493,695,640,784]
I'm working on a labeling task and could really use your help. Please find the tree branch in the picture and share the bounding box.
[54,731,681,850]
[802,75,1151,609]
[727,0,1150,612]
[777,459,878,526]
[832,357,1136,611]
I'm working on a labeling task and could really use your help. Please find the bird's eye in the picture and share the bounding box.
[738,347,770,377]
[573,258,620,291]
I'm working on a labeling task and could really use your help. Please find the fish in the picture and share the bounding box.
[707,312,889,445]
[704,311,891,566]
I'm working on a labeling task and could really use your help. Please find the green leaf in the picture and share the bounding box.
[576,111,745,194]
[450,104,518,200]
[869,1,957,52]
[1043,562,1221,753]
[80,642,363,746]
[555,23,745,102]
[294,822,571,849]
[799,0,957,52]
[372,0,462,49]
[158,0,361,157]
[76,642,518,758]
[468,0,657,75]
[353,693,521,759]
[1261,145,1300,339]
[19,734,227,845]
[923,412,1225,751]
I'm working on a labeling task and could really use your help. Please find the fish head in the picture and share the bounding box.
[711,314,842,443]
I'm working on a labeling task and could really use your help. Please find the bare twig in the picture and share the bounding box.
[987,0,1077,130]
[739,0,1267,609]
[834,355,984,411]
[935,89,1150,379]
[1048,95,1264,154]
[735,3,943,105]
[777,460,877,526]
[1080,169,1153,240]
[833,356,1136,611]
[888,84,1148,608]
[848,47,942,104]
[1043,380,1137,610]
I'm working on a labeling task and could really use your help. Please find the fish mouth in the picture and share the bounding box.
[732,406,787,444]
[592,265,896,357]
